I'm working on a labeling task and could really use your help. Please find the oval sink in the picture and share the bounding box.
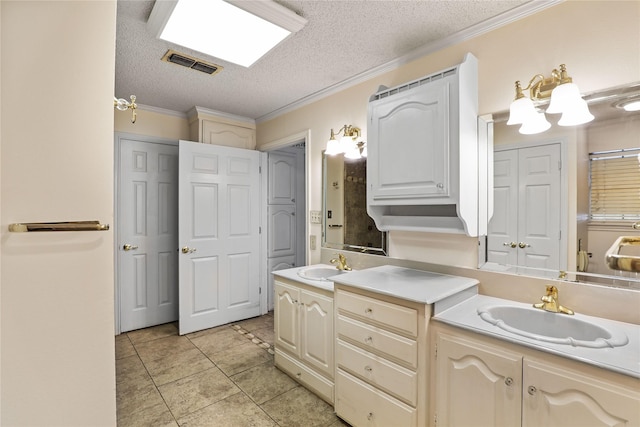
[297,266,350,281]
[477,305,628,348]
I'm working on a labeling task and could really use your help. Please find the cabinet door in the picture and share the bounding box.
[274,281,299,355]
[436,332,522,427]
[201,120,255,149]
[300,289,334,378]
[523,359,640,427]
[368,80,450,202]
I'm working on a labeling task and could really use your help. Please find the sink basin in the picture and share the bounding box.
[477,305,628,348]
[297,265,351,281]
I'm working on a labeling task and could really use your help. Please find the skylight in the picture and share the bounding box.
[148,0,307,68]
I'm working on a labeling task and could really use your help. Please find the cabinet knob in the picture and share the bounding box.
[365,336,373,344]
[437,183,444,190]
[527,385,537,396]
[367,412,374,421]
[296,372,302,378]
[505,377,513,386]
[364,365,373,372]
[365,308,373,314]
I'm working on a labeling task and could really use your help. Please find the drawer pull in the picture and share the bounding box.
[365,307,373,314]
[367,412,374,421]
[364,365,373,372]
[364,336,373,344]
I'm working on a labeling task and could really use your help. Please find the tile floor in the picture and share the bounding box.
[115,312,348,427]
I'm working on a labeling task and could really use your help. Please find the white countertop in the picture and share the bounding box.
[272,264,343,291]
[434,294,640,378]
[331,265,479,304]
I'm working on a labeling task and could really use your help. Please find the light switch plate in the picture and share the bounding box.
[310,210,322,224]
[310,235,317,250]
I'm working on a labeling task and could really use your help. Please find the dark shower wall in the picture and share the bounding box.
[344,158,383,248]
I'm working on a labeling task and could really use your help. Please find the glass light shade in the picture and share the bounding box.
[115,98,129,111]
[360,144,368,157]
[547,82,583,114]
[507,97,537,125]
[622,100,640,112]
[344,147,362,160]
[325,138,342,156]
[557,98,594,126]
[339,136,357,154]
[519,111,551,135]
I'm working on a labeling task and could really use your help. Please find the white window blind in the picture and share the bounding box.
[589,148,640,221]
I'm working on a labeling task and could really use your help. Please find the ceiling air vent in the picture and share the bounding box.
[161,50,223,76]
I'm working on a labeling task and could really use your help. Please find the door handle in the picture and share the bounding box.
[503,242,517,248]
[122,244,138,251]
[181,246,197,254]
[518,242,531,249]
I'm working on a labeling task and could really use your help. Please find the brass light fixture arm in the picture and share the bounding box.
[114,95,138,123]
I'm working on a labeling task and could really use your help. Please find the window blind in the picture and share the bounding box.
[589,148,640,221]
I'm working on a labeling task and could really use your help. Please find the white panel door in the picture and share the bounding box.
[119,138,178,332]
[488,144,561,270]
[487,150,518,265]
[268,205,296,258]
[268,152,297,205]
[518,144,561,269]
[178,140,261,335]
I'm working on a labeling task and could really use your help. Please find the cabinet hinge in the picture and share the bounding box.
[435,343,438,360]
[434,414,438,426]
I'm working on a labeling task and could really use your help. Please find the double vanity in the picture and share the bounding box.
[273,263,640,427]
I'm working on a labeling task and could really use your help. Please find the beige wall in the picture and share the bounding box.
[1,1,117,425]
[257,1,640,266]
[114,107,190,140]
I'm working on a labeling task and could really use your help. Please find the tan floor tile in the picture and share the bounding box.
[115,334,137,359]
[117,402,177,427]
[117,382,165,421]
[127,322,178,345]
[234,315,274,333]
[158,367,240,419]
[251,326,274,346]
[145,347,215,386]
[207,341,272,376]
[261,386,339,427]
[177,392,276,427]
[189,327,247,355]
[186,323,234,339]
[231,361,298,404]
[135,335,197,365]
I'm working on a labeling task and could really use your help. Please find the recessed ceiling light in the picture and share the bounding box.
[147,0,307,68]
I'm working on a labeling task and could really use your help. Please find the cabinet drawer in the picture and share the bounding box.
[336,369,417,427]
[337,315,418,368]
[275,350,334,405]
[337,339,417,406]
[337,289,417,337]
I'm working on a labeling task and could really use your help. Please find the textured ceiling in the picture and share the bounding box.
[115,0,539,121]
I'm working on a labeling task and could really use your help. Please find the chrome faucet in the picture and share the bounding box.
[533,285,574,315]
[330,253,352,271]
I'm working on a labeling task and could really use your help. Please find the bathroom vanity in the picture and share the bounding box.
[272,264,640,427]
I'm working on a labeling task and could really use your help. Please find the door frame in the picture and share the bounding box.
[114,132,179,335]
[492,138,569,271]
[259,130,310,310]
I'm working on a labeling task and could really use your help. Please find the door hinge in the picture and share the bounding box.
[558,160,562,171]
[259,287,262,294]
[259,226,262,234]
[434,343,438,360]
[259,166,262,174]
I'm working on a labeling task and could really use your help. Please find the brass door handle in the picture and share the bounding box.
[518,242,531,249]
[181,246,197,254]
[123,244,138,251]
[503,242,517,248]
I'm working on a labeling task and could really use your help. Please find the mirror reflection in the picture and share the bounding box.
[323,154,387,255]
[484,82,640,288]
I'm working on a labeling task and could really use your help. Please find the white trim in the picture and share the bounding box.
[187,106,256,126]
[256,0,562,123]
[136,103,188,119]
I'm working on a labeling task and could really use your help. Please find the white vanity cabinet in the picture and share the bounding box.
[433,325,640,427]
[274,278,334,404]
[334,286,430,427]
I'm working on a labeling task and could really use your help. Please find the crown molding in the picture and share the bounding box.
[256,0,563,124]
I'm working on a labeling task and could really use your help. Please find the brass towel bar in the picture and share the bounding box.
[605,236,640,273]
[8,221,109,232]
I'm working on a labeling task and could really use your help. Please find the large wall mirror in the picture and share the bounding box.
[481,81,640,289]
[322,153,387,255]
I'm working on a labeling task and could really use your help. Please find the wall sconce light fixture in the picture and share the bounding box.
[325,124,367,159]
[114,95,138,123]
[507,64,593,135]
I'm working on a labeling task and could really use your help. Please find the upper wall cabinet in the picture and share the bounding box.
[188,107,256,149]
[367,53,488,236]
